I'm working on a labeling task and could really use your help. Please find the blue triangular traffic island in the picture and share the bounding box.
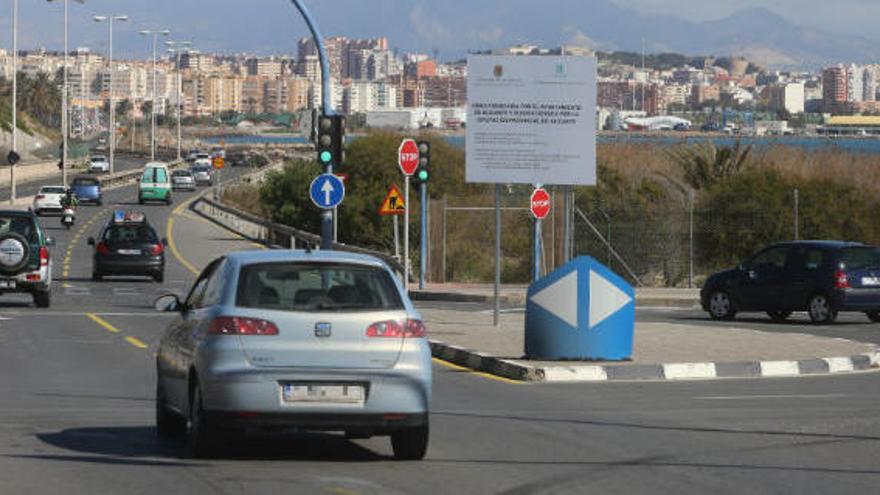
[525,256,634,361]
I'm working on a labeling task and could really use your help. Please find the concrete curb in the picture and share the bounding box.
[411,290,699,308]
[429,340,880,383]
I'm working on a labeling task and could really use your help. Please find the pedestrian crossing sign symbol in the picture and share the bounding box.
[379,184,405,216]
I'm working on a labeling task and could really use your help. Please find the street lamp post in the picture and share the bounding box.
[47,0,85,188]
[10,0,18,204]
[94,14,128,174]
[166,41,192,161]
[140,29,170,161]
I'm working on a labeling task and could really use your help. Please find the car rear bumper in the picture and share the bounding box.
[833,288,880,311]
[172,182,196,190]
[205,411,428,435]
[0,266,51,293]
[95,256,164,275]
[139,189,170,200]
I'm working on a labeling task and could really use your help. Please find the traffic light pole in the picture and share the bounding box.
[289,0,335,251]
[419,181,427,290]
[403,176,410,288]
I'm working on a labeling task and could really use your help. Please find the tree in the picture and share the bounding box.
[668,141,752,190]
[140,100,153,118]
[116,99,133,119]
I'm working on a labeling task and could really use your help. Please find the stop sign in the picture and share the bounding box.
[398,139,419,176]
[530,188,551,220]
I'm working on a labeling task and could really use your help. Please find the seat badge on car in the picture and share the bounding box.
[314,322,332,338]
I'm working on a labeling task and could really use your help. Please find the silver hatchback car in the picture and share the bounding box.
[154,250,432,459]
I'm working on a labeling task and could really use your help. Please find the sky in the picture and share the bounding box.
[0,0,877,59]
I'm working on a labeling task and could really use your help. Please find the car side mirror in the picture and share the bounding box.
[87,237,95,246]
[154,294,183,313]
[45,237,56,247]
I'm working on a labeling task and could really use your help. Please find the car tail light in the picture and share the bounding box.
[26,274,41,282]
[35,194,45,200]
[366,319,426,339]
[96,242,110,255]
[208,316,279,336]
[835,270,851,289]
[39,247,49,267]
[149,244,164,256]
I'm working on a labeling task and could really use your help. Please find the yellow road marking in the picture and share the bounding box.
[86,313,120,333]
[330,488,361,495]
[431,357,523,385]
[125,336,148,349]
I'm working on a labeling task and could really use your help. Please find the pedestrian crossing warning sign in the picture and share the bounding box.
[379,184,405,216]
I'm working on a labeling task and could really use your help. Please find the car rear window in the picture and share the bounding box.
[73,178,99,186]
[0,216,38,243]
[91,156,106,161]
[172,170,191,177]
[103,225,158,244]
[838,247,880,270]
[41,187,66,194]
[236,262,404,312]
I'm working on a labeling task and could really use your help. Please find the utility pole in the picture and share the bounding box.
[10,0,18,204]
[166,41,192,161]
[94,14,129,174]
[141,29,171,161]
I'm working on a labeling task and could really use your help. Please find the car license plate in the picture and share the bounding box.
[117,249,141,255]
[282,383,365,404]
[862,277,880,286]
[0,279,16,289]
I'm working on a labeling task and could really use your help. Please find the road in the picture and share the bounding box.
[0,155,146,204]
[0,168,877,494]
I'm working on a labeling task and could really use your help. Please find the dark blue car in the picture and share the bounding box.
[701,241,880,324]
[71,176,102,205]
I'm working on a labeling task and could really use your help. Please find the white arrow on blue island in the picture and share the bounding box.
[524,256,635,360]
[309,173,345,209]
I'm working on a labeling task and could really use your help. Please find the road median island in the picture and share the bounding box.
[422,307,879,382]
[410,284,700,308]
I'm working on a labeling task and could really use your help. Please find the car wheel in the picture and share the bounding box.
[138,197,145,205]
[865,311,880,323]
[166,195,173,206]
[92,271,102,282]
[33,290,50,308]
[708,290,736,320]
[156,381,186,438]
[808,293,837,324]
[188,383,218,458]
[767,311,792,322]
[96,199,102,206]
[391,423,429,461]
[154,272,164,283]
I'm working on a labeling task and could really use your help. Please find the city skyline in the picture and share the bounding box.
[2,1,880,65]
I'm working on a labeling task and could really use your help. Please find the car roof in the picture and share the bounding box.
[771,240,869,250]
[144,162,169,168]
[39,185,66,190]
[226,250,389,269]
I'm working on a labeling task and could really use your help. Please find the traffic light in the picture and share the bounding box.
[316,114,345,168]
[416,140,430,184]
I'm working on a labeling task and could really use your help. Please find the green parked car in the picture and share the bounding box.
[0,209,55,307]
[139,162,173,205]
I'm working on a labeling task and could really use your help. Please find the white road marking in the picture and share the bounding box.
[824,357,855,373]
[759,360,800,376]
[663,362,716,380]
[697,394,849,401]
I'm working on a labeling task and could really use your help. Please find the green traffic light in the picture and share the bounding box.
[319,150,332,163]
[417,169,429,181]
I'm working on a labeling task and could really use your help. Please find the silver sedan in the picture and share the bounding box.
[154,250,432,459]
[171,170,196,191]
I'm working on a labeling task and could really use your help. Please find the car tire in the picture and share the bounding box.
[92,271,102,282]
[154,272,164,284]
[96,199,102,206]
[767,311,792,322]
[166,195,173,206]
[808,293,837,324]
[707,290,736,320]
[865,311,880,323]
[391,423,429,461]
[0,232,33,275]
[33,290,50,308]
[188,384,218,458]
[138,197,145,205]
[156,381,186,438]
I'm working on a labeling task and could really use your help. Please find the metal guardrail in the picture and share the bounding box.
[190,166,407,278]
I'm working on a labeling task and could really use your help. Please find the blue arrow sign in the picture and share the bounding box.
[524,256,634,360]
[309,173,345,209]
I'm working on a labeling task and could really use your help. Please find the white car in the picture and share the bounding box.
[33,186,67,216]
[89,155,110,174]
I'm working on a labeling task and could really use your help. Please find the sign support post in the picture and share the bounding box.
[404,177,410,288]
[393,215,400,260]
[494,184,502,327]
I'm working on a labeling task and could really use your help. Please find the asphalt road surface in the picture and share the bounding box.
[0,168,877,494]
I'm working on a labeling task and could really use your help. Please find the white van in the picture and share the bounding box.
[138,162,173,205]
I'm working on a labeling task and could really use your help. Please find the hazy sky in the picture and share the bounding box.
[0,1,877,58]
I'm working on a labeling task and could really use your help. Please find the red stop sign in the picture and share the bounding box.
[398,139,419,176]
[530,188,551,220]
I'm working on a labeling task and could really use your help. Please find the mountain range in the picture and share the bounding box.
[6,0,879,69]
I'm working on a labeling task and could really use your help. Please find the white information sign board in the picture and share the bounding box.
[466,55,597,185]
